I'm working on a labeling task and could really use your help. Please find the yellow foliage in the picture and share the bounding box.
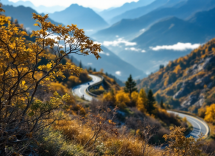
[99,85,104,90]
[131,91,138,103]
[204,104,215,122]
[182,117,187,123]
[50,82,69,95]
[0,4,102,150]
[173,64,181,74]
[103,90,115,103]
[136,89,147,113]
[115,90,130,109]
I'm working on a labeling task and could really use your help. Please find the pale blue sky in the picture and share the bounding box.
[9,0,139,10]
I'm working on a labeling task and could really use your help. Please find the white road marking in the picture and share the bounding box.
[79,88,82,95]
[188,118,201,137]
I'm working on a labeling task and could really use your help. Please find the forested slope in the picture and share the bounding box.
[138,39,215,113]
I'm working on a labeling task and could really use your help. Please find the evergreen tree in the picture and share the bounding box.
[88,66,92,71]
[124,74,137,98]
[79,61,83,68]
[147,89,156,115]
[160,99,165,109]
[93,68,96,72]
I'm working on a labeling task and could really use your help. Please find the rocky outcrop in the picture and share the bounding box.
[186,56,215,76]
[193,95,205,107]
[181,95,198,107]
[195,74,212,87]
[173,78,196,99]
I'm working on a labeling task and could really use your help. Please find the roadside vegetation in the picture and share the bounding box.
[0,5,215,155]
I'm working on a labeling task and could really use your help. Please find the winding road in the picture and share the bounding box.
[72,74,209,139]
[72,74,101,101]
[167,110,209,138]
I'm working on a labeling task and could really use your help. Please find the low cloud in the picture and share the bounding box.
[140,29,146,33]
[115,71,121,76]
[150,42,201,51]
[85,29,94,32]
[103,38,136,47]
[125,47,146,53]
[100,51,110,56]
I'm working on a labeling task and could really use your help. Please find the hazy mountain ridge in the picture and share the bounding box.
[99,0,154,22]
[110,0,170,24]
[2,5,62,31]
[1,0,65,13]
[93,0,215,42]
[49,4,108,35]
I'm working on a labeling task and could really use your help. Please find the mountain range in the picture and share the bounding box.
[1,0,65,13]
[117,6,215,73]
[99,0,154,22]
[93,0,215,41]
[2,5,61,31]
[49,4,109,35]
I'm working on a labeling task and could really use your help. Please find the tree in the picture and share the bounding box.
[204,104,215,122]
[124,74,137,98]
[88,66,92,71]
[93,68,97,72]
[159,64,164,69]
[163,126,203,156]
[137,89,148,113]
[0,5,101,153]
[79,61,83,68]
[160,99,165,109]
[147,90,156,115]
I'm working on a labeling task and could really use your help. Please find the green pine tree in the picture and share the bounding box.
[147,89,156,115]
[124,74,137,98]
[160,99,165,109]
[79,61,83,68]
[93,68,96,72]
[88,66,92,71]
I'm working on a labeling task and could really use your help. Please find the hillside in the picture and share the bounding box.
[137,39,215,113]
[2,5,61,31]
[93,0,215,41]
[49,4,108,35]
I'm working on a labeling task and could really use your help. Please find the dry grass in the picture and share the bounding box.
[52,114,164,156]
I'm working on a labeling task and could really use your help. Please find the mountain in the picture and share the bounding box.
[71,45,146,81]
[110,0,170,24]
[93,0,215,41]
[188,7,215,32]
[1,0,65,13]
[2,5,61,31]
[137,39,215,113]
[117,7,215,73]
[49,4,108,35]
[133,17,210,48]
[99,0,154,22]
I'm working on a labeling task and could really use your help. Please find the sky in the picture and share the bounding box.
[9,0,139,10]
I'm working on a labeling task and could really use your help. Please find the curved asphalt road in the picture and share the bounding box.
[72,74,101,101]
[72,74,209,139]
[168,110,209,138]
